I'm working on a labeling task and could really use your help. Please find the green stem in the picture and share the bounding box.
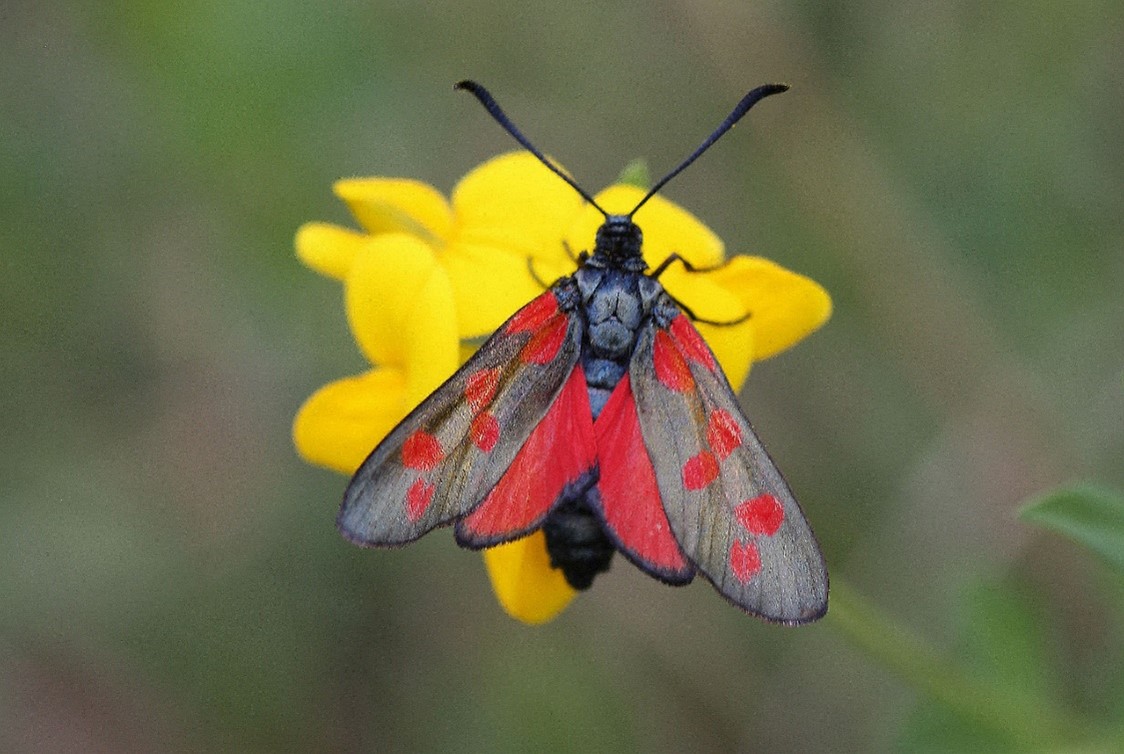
[825,577,1090,748]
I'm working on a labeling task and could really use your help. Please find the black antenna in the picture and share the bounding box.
[455,80,608,216]
[455,80,789,220]
[628,83,789,217]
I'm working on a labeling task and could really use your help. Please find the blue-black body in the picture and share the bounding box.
[543,216,670,588]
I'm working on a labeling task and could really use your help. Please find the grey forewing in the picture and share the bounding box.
[627,302,828,623]
[338,285,584,545]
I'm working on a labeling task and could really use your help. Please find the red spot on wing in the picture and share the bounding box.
[707,409,743,460]
[595,376,691,578]
[730,540,761,583]
[401,431,443,471]
[459,368,596,539]
[670,315,716,370]
[470,412,500,452]
[465,368,502,411]
[405,478,435,522]
[735,494,785,536]
[519,314,568,365]
[653,330,694,392]
[682,451,719,490]
[505,291,559,334]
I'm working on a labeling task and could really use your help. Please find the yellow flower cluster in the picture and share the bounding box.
[293,152,831,623]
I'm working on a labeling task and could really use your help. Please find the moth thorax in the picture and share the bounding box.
[594,215,644,269]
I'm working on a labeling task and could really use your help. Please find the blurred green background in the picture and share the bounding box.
[3,1,1122,751]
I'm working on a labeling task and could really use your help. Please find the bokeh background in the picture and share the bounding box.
[4,2,1122,751]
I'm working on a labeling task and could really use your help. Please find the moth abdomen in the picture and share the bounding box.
[542,490,615,590]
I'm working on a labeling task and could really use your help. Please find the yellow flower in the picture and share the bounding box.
[293,151,831,624]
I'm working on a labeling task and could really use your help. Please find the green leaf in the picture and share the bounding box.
[960,582,1054,697]
[1019,484,1124,574]
[615,158,650,189]
[897,581,1056,752]
[827,579,1089,750]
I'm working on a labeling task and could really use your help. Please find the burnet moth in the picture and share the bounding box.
[338,81,828,623]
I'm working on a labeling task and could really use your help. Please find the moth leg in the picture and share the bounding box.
[529,245,590,290]
[670,297,751,327]
[562,240,590,268]
[651,254,751,327]
[649,252,733,279]
[526,257,551,290]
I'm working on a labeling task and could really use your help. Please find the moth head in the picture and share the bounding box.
[594,215,644,265]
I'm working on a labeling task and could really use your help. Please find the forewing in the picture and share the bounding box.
[630,312,828,623]
[338,287,584,546]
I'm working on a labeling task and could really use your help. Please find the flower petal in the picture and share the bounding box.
[565,185,726,269]
[452,152,584,264]
[293,368,407,474]
[707,256,832,360]
[696,317,755,391]
[345,234,457,382]
[442,241,547,339]
[482,531,577,624]
[334,178,453,244]
[402,265,460,409]
[295,222,368,281]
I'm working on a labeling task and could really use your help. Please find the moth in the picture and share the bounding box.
[337,80,828,623]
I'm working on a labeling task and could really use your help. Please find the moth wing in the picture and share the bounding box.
[454,364,597,548]
[338,287,593,547]
[630,313,828,623]
[592,375,695,584]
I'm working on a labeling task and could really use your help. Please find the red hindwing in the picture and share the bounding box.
[592,375,694,583]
